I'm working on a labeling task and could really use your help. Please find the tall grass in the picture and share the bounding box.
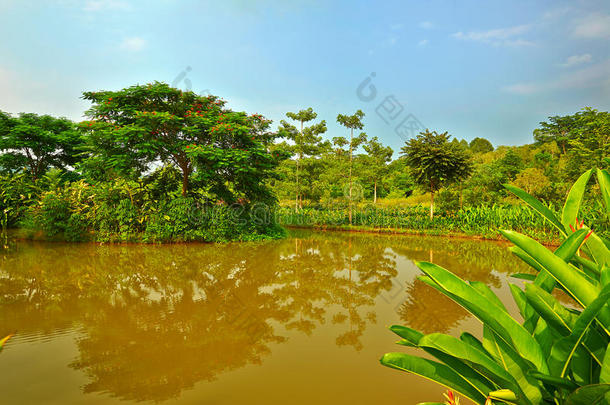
[277,204,608,242]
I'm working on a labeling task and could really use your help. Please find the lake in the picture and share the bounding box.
[0,229,530,404]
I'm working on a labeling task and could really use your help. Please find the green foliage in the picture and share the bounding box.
[21,179,284,243]
[0,111,84,180]
[469,137,494,154]
[81,82,282,197]
[380,169,610,404]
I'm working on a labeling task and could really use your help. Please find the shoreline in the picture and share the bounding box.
[283,224,562,247]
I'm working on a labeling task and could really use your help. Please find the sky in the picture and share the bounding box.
[0,0,609,153]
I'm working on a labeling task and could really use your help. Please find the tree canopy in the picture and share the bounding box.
[0,111,83,180]
[400,129,473,218]
[80,82,282,198]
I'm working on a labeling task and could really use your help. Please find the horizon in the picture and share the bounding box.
[1,0,609,153]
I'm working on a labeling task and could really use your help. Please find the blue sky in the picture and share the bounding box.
[1,0,609,153]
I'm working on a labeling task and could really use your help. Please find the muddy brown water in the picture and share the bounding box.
[0,229,531,404]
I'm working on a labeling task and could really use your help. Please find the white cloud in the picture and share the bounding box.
[120,37,146,51]
[83,0,130,12]
[503,58,610,95]
[417,39,429,47]
[419,21,434,30]
[451,24,534,47]
[572,13,610,39]
[559,54,592,68]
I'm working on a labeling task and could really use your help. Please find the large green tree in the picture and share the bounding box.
[400,129,473,219]
[337,110,366,224]
[469,137,494,154]
[0,111,83,180]
[362,136,393,203]
[279,108,327,210]
[81,82,279,197]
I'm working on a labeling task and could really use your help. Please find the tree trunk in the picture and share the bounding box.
[349,128,353,226]
[295,157,300,212]
[374,181,377,204]
[429,186,434,220]
[181,168,189,197]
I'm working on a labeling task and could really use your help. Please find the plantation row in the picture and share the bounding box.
[277,204,609,242]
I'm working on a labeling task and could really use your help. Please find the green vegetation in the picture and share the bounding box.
[0,82,286,242]
[0,82,608,243]
[380,169,610,404]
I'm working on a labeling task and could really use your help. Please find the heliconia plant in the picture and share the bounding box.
[381,168,610,404]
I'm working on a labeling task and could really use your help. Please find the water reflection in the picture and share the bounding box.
[0,229,529,403]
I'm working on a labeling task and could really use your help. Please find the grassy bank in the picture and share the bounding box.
[277,204,608,243]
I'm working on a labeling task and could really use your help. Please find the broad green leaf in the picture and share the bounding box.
[418,333,525,402]
[389,325,423,346]
[564,383,610,405]
[549,285,610,376]
[524,283,574,336]
[509,284,538,333]
[482,328,543,405]
[584,229,610,269]
[416,261,548,373]
[460,333,494,359]
[470,281,508,313]
[504,183,565,236]
[561,169,593,233]
[597,168,610,213]
[601,343,610,384]
[527,371,580,390]
[380,352,487,404]
[500,231,607,326]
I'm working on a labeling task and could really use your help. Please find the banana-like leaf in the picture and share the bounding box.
[601,343,610,384]
[504,183,565,236]
[510,273,536,282]
[470,281,509,313]
[510,284,538,333]
[390,325,423,346]
[561,169,593,233]
[524,283,575,336]
[527,371,580,390]
[380,352,488,404]
[426,348,499,399]
[597,168,610,213]
[461,333,494,359]
[549,285,610,376]
[418,333,523,398]
[416,261,548,373]
[500,231,609,328]
[482,328,543,404]
[602,266,610,287]
[564,383,610,405]
[584,229,610,269]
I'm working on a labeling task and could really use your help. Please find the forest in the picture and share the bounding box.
[0,82,608,242]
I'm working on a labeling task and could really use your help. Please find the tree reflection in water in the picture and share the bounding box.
[0,229,528,402]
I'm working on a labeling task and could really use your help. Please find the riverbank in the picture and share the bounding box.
[276,205,608,245]
[283,224,562,246]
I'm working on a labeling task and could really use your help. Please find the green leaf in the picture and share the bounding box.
[389,325,424,346]
[561,169,593,233]
[549,285,610,376]
[527,371,580,390]
[601,343,610,384]
[596,168,610,213]
[380,352,487,404]
[487,388,518,402]
[416,261,548,373]
[418,333,524,400]
[564,384,610,405]
[503,183,565,236]
[500,231,605,323]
